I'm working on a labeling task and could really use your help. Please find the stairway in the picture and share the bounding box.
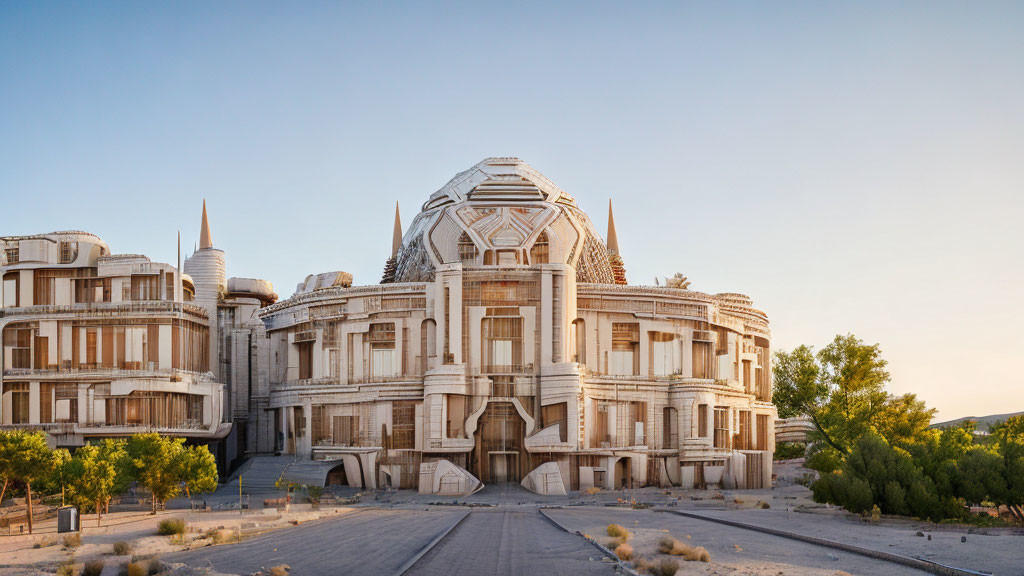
[221,455,295,495]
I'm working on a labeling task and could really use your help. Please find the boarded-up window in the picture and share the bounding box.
[39,382,55,423]
[298,341,313,380]
[102,328,114,368]
[392,401,416,449]
[541,402,568,442]
[757,414,770,450]
[663,406,678,448]
[714,406,729,449]
[85,329,98,367]
[530,231,549,264]
[447,395,466,438]
[698,404,708,438]
[333,415,358,446]
[4,383,29,424]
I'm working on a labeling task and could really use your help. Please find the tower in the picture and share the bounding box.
[184,200,227,384]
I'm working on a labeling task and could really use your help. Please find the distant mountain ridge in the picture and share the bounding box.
[931,411,1024,433]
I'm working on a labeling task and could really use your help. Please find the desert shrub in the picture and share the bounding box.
[56,562,75,576]
[614,542,633,561]
[651,558,680,576]
[657,537,710,562]
[34,537,57,549]
[63,533,82,548]
[113,541,133,555]
[157,518,185,536]
[606,524,629,539]
[584,486,601,495]
[82,560,104,576]
[208,529,238,545]
[120,563,146,576]
[774,441,807,460]
[757,501,771,509]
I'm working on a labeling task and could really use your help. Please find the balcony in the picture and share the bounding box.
[0,301,208,321]
[2,365,207,381]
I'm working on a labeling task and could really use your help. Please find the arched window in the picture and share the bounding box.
[458,231,478,264]
[530,231,549,264]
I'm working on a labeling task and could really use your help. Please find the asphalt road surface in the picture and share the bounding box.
[164,508,466,576]
[405,509,617,576]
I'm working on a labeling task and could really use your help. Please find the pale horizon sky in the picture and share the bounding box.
[2,2,1022,422]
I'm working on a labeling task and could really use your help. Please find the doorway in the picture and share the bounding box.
[473,402,526,483]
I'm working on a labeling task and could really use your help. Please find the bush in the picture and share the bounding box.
[82,560,104,576]
[157,518,185,536]
[584,486,601,495]
[614,542,633,561]
[63,533,82,548]
[657,537,710,562]
[606,524,629,540]
[774,441,807,460]
[120,563,146,576]
[56,562,75,576]
[652,558,680,576]
[269,566,290,576]
[113,541,133,556]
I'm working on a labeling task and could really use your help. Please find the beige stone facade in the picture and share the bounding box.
[0,205,276,472]
[260,158,776,491]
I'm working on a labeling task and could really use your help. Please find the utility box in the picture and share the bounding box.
[57,506,79,533]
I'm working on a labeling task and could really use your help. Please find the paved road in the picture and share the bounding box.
[406,509,617,576]
[164,508,466,576]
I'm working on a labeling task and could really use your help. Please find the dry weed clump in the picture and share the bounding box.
[657,536,710,562]
[62,532,82,548]
[634,557,679,576]
[113,541,133,556]
[584,486,602,495]
[269,565,290,576]
[82,559,104,576]
[606,524,630,539]
[157,518,186,536]
[614,542,634,561]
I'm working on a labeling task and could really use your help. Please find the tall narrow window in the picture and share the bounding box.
[59,241,77,264]
[610,323,639,376]
[297,341,313,380]
[530,231,549,264]
[482,313,523,373]
[392,401,416,449]
[457,231,478,264]
[698,404,708,438]
[4,383,30,424]
[369,322,398,379]
[713,406,729,449]
[663,406,678,448]
[650,332,677,376]
[447,394,466,438]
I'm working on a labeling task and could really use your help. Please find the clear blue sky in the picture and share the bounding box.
[2,2,1022,421]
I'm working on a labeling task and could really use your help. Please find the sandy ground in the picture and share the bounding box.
[544,506,926,576]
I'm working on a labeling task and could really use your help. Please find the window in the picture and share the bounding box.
[650,332,677,376]
[541,402,568,442]
[3,271,19,307]
[482,315,523,373]
[692,335,713,378]
[33,269,76,306]
[5,327,32,369]
[332,415,359,446]
[74,277,111,303]
[130,275,160,301]
[610,323,639,376]
[4,246,19,265]
[368,323,398,379]
[297,341,313,380]
[59,241,77,264]
[4,383,30,424]
[737,410,752,450]
[392,401,416,449]
[447,395,466,438]
[713,406,730,449]
[698,404,708,438]
[530,232,549,264]
[86,329,98,367]
[663,406,678,448]
[757,414,770,450]
[457,231,478,264]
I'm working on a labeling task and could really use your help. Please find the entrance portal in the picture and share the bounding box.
[473,402,527,483]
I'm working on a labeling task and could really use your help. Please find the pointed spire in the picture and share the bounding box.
[607,199,620,255]
[199,199,213,249]
[391,201,403,258]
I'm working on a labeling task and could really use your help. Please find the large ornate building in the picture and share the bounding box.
[0,204,276,473]
[258,158,776,492]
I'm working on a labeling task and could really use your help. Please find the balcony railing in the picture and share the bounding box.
[0,301,208,321]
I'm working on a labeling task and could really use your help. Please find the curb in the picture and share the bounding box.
[654,509,989,576]
[396,508,471,576]
[538,507,642,576]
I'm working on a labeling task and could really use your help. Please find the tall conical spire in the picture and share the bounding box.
[607,199,619,255]
[199,199,213,249]
[391,201,403,258]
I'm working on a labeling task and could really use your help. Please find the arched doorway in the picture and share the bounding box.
[472,402,527,483]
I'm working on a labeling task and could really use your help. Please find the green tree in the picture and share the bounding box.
[49,448,72,507]
[773,334,934,468]
[989,416,1024,522]
[66,439,127,526]
[3,431,54,533]
[125,433,185,513]
[176,444,218,504]
[0,431,16,507]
